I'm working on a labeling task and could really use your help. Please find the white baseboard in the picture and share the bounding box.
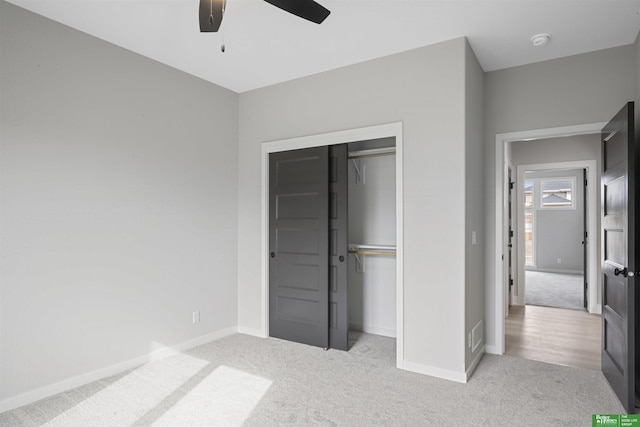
[465,346,485,381]
[399,359,467,384]
[484,344,501,355]
[589,304,602,315]
[0,327,238,414]
[349,322,396,338]
[237,326,266,338]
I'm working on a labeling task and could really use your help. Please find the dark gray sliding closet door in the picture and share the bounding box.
[269,147,330,348]
[329,144,349,350]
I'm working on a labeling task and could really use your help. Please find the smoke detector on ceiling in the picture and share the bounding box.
[530,33,551,47]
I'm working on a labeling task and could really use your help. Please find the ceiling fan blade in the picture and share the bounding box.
[263,0,330,24]
[199,0,224,32]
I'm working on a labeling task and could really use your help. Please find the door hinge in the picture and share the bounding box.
[509,229,514,238]
[509,181,515,190]
[584,282,588,308]
[509,279,514,287]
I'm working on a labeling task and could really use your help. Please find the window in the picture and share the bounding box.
[540,178,575,209]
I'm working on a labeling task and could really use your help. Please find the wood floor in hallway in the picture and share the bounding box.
[505,304,601,371]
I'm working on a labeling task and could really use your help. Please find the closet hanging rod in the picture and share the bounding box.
[348,249,396,256]
[348,147,396,160]
[349,152,395,160]
[348,243,396,251]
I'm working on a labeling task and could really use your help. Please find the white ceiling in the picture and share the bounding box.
[6,0,640,93]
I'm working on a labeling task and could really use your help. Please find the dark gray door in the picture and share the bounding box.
[269,147,329,348]
[329,144,349,350]
[582,168,588,309]
[601,102,637,413]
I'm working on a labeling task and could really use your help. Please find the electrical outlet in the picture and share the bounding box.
[192,310,200,324]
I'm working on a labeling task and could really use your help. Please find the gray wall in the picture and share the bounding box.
[238,38,475,376]
[0,1,239,402]
[511,134,601,167]
[484,45,636,349]
[464,42,485,368]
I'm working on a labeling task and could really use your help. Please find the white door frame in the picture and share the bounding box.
[514,160,598,312]
[492,122,606,354]
[260,122,404,365]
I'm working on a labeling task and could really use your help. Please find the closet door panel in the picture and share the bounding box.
[269,147,329,348]
[329,144,349,350]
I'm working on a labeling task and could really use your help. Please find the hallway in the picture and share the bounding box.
[505,305,601,370]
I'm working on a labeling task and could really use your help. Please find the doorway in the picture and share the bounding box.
[518,167,587,311]
[503,141,601,370]
[491,123,605,355]
[260,122,405,365]
[497,105,638,412]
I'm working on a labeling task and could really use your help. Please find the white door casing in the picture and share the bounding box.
[490,122,606,355]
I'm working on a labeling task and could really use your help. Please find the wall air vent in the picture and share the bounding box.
[472,321,483,352]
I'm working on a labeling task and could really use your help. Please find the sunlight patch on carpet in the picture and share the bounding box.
[43,354,208,426]
[152,365,272,426]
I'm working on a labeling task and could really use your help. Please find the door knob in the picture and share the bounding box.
[270,252,275,258]
[614,267,628,277]
[614,267,636,278]
[339,255,345,262]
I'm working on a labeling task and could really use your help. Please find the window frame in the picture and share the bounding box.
[538,176,577,210]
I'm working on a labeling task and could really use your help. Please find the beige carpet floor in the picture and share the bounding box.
[0,332,624,426]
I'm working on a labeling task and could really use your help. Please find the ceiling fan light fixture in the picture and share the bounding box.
[200,0,329,33]
[530,33,551,47]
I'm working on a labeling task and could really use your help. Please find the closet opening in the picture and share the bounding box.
[261,123,403,365]
[347,138,397,348]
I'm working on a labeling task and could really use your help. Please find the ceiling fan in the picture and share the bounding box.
[199,0,330,33]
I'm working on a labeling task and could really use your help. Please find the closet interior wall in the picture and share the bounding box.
[348,144,397,338]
